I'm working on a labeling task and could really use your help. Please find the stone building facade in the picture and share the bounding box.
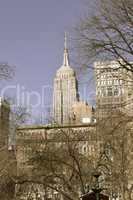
[95,61,133,119]
[16,124,98,200]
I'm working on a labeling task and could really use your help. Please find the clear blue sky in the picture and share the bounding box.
[0,0,95,122]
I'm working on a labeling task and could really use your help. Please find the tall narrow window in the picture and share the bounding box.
[107,87,113,96]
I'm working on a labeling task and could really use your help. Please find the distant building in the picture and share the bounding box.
[95,60,133,119]
[53,33,79,125]
[72,101,95,124]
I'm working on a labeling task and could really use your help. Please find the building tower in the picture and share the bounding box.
[53,33,79,125]
[0,97,10,148]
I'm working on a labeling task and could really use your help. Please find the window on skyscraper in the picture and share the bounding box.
[107,87,113,96]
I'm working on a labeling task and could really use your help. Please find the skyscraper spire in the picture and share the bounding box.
[64,32,67,49]
[63,32,70,66]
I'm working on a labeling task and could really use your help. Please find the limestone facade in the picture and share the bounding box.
[95,60,133,119]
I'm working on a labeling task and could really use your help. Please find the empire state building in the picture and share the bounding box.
[53,34,79,125]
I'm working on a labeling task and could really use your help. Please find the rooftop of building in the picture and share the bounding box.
[17,123,96,131]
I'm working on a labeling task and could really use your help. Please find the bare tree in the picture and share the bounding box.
[95,109,133,200]
[9,105,31,147]
[0,63,14,80]
[75,0,133,71]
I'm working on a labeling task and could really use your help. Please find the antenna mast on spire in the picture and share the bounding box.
[64,32,67,50]
[63,32,70,66]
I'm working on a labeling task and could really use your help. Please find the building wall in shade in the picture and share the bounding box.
[0,98,10,148]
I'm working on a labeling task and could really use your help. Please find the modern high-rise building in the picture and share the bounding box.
[53,34,79,125]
